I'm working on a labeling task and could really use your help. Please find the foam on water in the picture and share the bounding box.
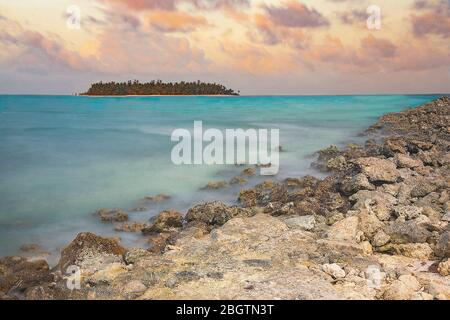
[0,94,442,263]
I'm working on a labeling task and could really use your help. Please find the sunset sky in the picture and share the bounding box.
[0,0,449,94]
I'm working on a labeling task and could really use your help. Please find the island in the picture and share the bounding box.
[81,80,239,96]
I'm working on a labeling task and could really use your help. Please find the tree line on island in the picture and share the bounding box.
[82,80,239,96]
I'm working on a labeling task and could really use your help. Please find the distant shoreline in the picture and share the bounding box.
[80,94,238,97]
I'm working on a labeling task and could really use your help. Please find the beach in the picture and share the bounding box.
[0,96,449,300]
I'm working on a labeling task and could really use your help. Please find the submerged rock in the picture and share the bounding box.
[95,208,129,223]
[144,194,171,203]
[201,181,228,190]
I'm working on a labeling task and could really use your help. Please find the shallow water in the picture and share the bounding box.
[0,94,443,262]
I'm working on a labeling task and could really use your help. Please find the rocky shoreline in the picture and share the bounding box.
[1,97,449,300]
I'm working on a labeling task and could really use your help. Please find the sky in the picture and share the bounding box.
[0,0,449,95]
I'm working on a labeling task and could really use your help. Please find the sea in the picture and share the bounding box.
[0,94,444,263]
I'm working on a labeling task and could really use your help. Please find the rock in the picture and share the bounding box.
[349,190,397,221]
[385,221,432,244]
[411,292,434,300]
[442,212,450,222]
[394,243,434,260]
[144,194,171,202]
[326,156,347,172]
[322,263,346,279]
[435,231,450,258]
[372,230,391,247]
[326,211,345,226]
[358,210,384,238]
[58,232,126,272]
[411,180,438,198]
[130,206,148,212]
[283,216,316,231]
[95,208,129,223]
[383,275,420,300]
[19,244,41,253]
[355,157,400,184]
[393,206,423,220]
[422,206,442,224]
[142,210,182,234]
[240,167,256,177]
[124,248,153,265]
[202,181,228,190]
[238,189,258,207]
[123,280,147,298]
[327,216,359,241]
[185,202,253,226]
[229,176,247,185]
[340,174,375,196]
[115,222,147,233]
[394,154,423,169]
[0,257,53,294]
[147,232,172,254]
[438,259,450,276]
[87,262,126,285]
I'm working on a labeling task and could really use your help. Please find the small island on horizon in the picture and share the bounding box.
[81,80,240,96]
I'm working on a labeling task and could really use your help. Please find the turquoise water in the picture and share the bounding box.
[0,95,443,261]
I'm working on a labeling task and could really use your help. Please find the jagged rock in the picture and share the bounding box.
[283,216,316,231]
[394,154,423,169]
[326,211,345,226]
[350,190,397,221]
[123,248,153,265]
[185,202,253,226]
[372,230,391,247]
[385,221,432,244]
[95,208,129,223]
[142,211,182,234]
[327,216,359,241]
[355,157,400,184]
[147,232,173,254]
[393,243,433,260]
[383,275,421,300]
[358,210,384,238]
[411,179,438,198]
[327,156,347,172]
[435,231,450,258]
[340,174,375,196]
[438,259,450,276]
[58,232,126,272]
[322,263,346,279]
[0,257,53,294]
[393,206,423,220]
[238,189,258,207]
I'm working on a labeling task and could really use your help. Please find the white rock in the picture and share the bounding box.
[284,215,316,231]
[322,263,346,279]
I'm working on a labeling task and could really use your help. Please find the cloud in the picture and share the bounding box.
[146,11,208,32]
[411,0,450,38]
[263,1,329,28]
